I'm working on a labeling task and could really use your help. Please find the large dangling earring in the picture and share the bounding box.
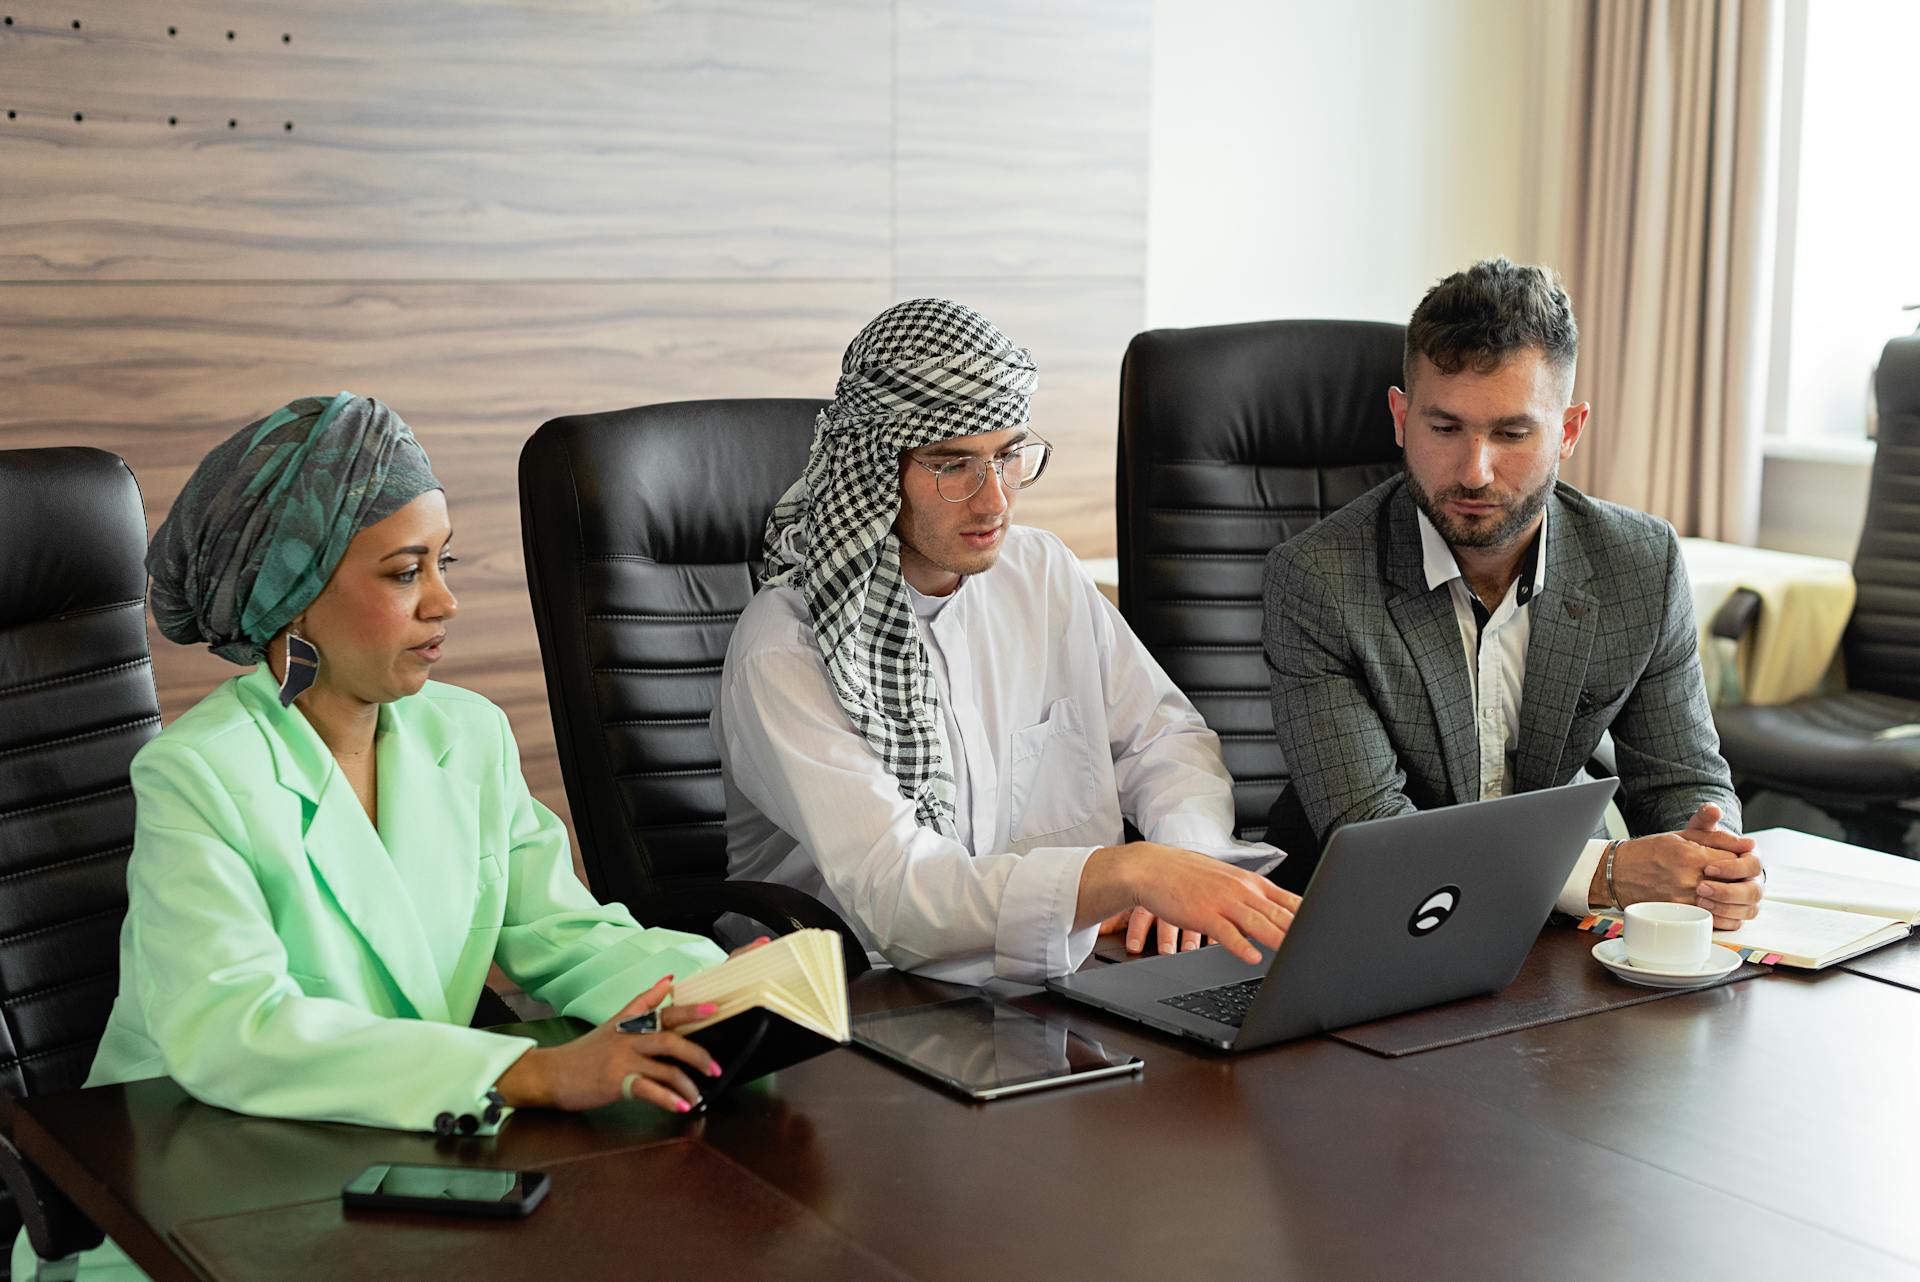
[278,629,320,708]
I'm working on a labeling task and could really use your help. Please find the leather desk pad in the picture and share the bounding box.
[171,1139,910,1282]
[1328,927,1768,1057]
[1840,933,1920,993]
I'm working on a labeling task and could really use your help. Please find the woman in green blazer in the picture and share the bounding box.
[103,393,738,1124]
[22,394,747,1278]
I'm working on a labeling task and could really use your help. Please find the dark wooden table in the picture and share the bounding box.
[15,939,1920,1281]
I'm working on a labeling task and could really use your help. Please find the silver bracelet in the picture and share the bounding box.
[1602,838,1625,912]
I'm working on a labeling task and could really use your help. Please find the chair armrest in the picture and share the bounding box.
[1710,587,1762,643]
[647,880,873,979]
[0,1128,103,1268]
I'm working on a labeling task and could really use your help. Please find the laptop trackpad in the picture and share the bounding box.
[1093,944,1271,998]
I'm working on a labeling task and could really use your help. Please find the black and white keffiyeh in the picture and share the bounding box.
[761,298,1038,839]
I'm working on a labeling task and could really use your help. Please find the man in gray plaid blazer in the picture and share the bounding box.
[1262,259,1765,928]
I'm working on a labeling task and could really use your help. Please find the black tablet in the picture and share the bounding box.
[851,996,1142,1100]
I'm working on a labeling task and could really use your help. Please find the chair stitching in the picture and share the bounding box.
[0,843,132,887]
[1137,598,1259,607]
[1145,506,1316,517]
[586,611,741,622]
[0,904,124,948]
[0,715,161,762]
[1,968,119,1008]
[1150,644,1260,653]
[580,555,757,567]
[52,598,145,620]
[0,1037,107,1071]
[0,657,150,700]
[0,783,133,825]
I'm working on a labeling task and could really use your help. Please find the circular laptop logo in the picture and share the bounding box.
[1408,886,1461,937]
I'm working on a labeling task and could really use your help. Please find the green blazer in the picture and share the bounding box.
[88,662,724,1133]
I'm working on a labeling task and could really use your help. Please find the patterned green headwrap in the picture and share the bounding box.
[148,392,442,665]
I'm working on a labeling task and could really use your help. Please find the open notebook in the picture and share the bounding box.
[1579,828,1917,969]
[673,927,851,1042]
[658,929,851,1097]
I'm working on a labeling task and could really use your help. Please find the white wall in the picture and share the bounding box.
[1146,0,1534,329]
[1757,456,1871,560]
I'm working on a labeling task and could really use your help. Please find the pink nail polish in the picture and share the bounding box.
[708,1062,724,1077]
[675,1098,691,1113]
[697,1003,718,1017]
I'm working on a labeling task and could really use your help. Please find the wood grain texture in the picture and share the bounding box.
[0,0,1152,873]
[0,0,890,280]
[0,279,892,830]
[894,0,1150,278]
[893,277,1142,555]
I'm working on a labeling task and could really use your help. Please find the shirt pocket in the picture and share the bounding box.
[1006,696,1100,843]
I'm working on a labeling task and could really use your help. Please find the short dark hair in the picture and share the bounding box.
[1404,257,1578,391]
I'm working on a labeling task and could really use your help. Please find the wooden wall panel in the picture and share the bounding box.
[894,0,1151,278]
[0,280,889,828]
[0,0,1152,881]
[0,0,891,280]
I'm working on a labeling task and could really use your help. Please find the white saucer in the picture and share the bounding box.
[1592,938,1741,989]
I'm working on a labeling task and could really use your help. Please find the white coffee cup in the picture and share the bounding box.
[1623,902,1713,971]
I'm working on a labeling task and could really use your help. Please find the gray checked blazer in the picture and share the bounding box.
[1262,474,1737,886]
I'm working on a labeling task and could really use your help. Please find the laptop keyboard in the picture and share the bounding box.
[1160,978,1262,1028]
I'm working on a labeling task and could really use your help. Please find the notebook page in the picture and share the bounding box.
[1764,866,1920,922]
[670,930,849,1038]
[673,930,825,1007]
[1716,900,1907,965]
[1752,828,1920,887]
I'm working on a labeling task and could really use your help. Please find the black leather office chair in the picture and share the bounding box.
[0,448,162,1276]
[1117,320,1406,891]
[1714,334,1920,853]
[520,400,869,976]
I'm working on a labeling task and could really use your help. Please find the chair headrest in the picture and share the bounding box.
[1879,333,1920,423]
[523,398,827,564]
[0,447,149,630]
[1121,318,1406,465]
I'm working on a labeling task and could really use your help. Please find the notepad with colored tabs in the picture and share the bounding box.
[672,927,851,1044]
[1579,827,1920,969]
[1580,827,1918,968]
[1580,900,1908,969]
[1709,900,1907,968]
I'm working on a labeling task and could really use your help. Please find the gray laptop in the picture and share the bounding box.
[1047,779,1619,1051]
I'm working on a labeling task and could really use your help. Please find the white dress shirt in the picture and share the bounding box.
[1415,509,1607,915]
[713,525,1282,985]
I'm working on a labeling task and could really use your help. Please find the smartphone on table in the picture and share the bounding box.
[341,1163,550,1218]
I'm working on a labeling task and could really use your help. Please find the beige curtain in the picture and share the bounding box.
[1544,0,1786,543]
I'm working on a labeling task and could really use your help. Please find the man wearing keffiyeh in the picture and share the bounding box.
[716,299,1300,985]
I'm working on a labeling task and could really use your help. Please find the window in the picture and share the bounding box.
[1767,0,1920,454]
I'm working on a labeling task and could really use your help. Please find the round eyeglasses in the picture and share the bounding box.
[908,437,1053,503]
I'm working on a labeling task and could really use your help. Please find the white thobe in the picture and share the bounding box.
[713,525,1282,985]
